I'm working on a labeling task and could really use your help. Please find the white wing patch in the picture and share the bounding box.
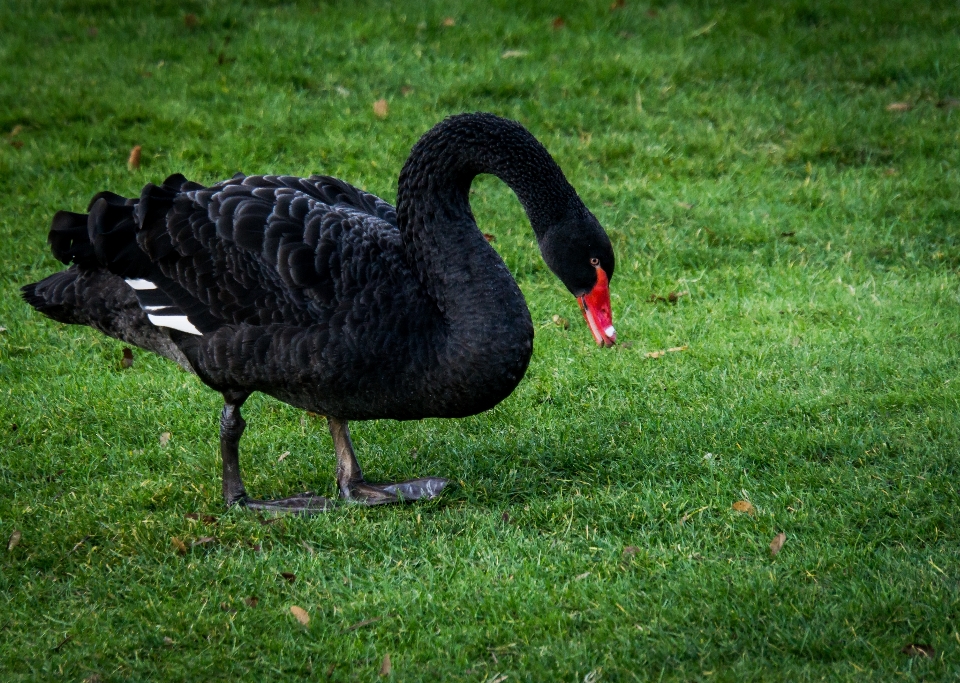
[125,278,158,290]
[147,314,203,336]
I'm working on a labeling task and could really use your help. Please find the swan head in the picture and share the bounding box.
[539,212,616,347]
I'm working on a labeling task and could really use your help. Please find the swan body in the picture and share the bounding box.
[23,113,616,511]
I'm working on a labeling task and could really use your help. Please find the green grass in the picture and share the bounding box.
[2,0,959,680]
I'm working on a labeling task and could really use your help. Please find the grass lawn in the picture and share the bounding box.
[2,0,959,679]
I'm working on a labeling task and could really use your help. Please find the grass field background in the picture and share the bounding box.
[2,0,959,680]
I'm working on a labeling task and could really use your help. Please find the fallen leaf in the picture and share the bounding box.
[244,596,259,607]
[121,348,134,369]
[10,140,23,149]
[192,536,215,546]
[159,431,171,447]
[732,500,756,515]
[552,17,566,30]
[9,125,23,137]
[278,451,290,462]
[127,145,141,171]
[185,513,199,520]
[202,515,217,524]
[7,530,21,551]
[290,605,310,625]
[501,50,528,59]
[769,532,786,557]
[163,636,174,645]
[901,643,934,658]
[645,350,665,359]
[441,17,455,27]
[666,345,689,353]
[379,653,391,676]
[280,572,296,582]
[886,102,911,112]
[610,0,625,10]
[345,616,382,631]
[171,537,187,555]
[574,571,591,580]
[372,99,389,119]
[622,546,640,558]
[501,511,510,523]
[667,290,689,303]
[483,233,496,242]
[184,13,198,28]
[552,314,569,330]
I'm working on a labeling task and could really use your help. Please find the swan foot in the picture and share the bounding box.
[343,477,449,506]
[240,493,337,515]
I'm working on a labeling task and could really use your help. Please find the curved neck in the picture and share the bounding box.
[395,114,582,316]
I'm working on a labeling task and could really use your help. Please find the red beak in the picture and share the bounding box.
[577,267,616,347]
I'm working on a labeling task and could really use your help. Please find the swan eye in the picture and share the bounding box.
[590,257,599,266]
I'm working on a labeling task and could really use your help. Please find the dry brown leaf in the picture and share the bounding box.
[121,348,134,369]
[192,536,215,546]
[552,17,566,29]
[769,532,786,557]
[290,605,310,626]
[171,537,187,555]
[9,140,23,149]
[886,102,912,112]
[667,345,689,353]
[184,13,198,28]
[441,17,455,27]
[127,145,142,171]
[280,571,296,583]
[483,233,496,242]
[9,125,23,137]
[901,643,934,658]
[244,596,259,607]
[645,350,665,359]
[732,500,756,515]
[372,99,389,119]
[501,511,510,523]
[278,451,289,462]
[7,530,21,551]
[379,653,392,677]
[501,50,528,59]
[159,431,171,447]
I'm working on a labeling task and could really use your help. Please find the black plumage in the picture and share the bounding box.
[23,113,616,512]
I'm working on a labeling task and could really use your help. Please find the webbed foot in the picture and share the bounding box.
[342,477,449,506]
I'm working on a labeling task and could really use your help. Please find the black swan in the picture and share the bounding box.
[22,113,616,513]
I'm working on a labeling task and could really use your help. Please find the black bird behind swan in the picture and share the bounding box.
[23,113,617,513]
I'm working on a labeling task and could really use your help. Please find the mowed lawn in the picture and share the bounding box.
[1,0,959,680]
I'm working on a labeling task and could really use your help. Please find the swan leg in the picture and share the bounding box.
[219,392,334,514]
[328,416,449,505]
